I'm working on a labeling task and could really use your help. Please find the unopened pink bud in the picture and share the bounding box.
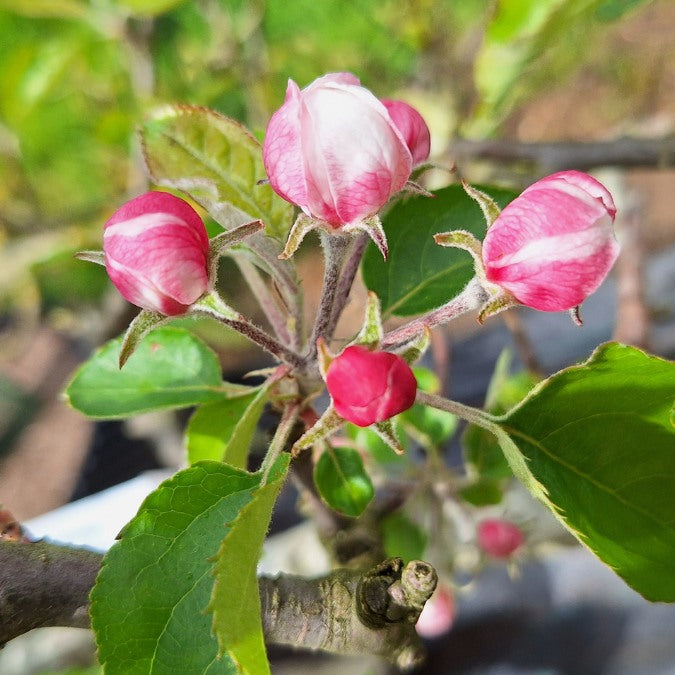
[477,518,524,558]
[103,191,209,316]
[263,73,413,227]
[482,170,619,312]
[381,99,431,165]
[416,585,455,639]
[325,345,417,427]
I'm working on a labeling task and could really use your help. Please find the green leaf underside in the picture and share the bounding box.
[314,447,375,517]
[66,327,230,418]
[210,455,290,673]
[497,342,675,602]
[141,105,292,239]
[90,462,263,674]
[186,386,269,469]
[362,184,517,317]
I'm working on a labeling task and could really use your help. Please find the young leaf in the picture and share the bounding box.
[362,185,517,317]
[141,105,293,239]
[494,342,675,602]
[314,446,375,517]
[66,327,231,418]
[186,386,270,469]
[209,455,290,673]
[90,462,262,674]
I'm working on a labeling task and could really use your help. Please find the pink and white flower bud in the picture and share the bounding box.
[325,345,417,427]
[381,99,431,165]
[103,191,209,316]
[416,585,455,639]
[482,170,619,312]
[477,518,524,559]
[263,72,413,227]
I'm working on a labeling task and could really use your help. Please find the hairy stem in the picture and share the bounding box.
[308,233,353,355]
[382,277,486,348]
[260,402,299,486]
[416,390,496,430]
[325,232,369,339]
[234,256,293,346]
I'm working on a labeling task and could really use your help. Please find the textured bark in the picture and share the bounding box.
[0,540,436,670]
[0,540,101,645]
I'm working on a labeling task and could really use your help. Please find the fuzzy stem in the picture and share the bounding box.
[192,294,304,370]
[381,277,486,348]
[307,232,352,363]
[325,232,369,339]
[260,402,299,486]
[234,257,293,347]
[416,390,496,429]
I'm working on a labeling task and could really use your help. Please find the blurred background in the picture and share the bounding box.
[0,0,673,673]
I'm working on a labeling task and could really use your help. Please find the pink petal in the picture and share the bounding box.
[263,80,310,213]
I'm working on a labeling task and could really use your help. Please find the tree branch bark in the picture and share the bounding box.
[451,135,675,172]
[0,541,435,670]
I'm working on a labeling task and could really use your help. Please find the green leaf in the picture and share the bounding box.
[495,343,675,602]
[381,512,427,562]
[362,185,517,317]
[90,461,262,674]
[209,455,290,673]
[459,479,504,506]
[314,446,375,517]
[186,386,270,469]
[141,105,293,239]
[66,327,229,418]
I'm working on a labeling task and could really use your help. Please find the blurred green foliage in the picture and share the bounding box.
[0,0,652,320]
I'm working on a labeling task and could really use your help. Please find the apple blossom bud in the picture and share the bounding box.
[416,585,455,639]
[381,99,431,165]
[325,345,417,427]
[263,72,412,227]
[482,170,619,312]
[103,191,209,316]
[477,518,524,559]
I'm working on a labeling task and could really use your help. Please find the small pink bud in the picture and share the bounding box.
[103,191,209,316]
[416,585,455,639]
[325,345,417,427]
[477,519,524,559]
[482,170,620,312]
[263,73,413,227]
[381,99,431,165]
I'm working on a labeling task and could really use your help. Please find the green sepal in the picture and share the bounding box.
[478,293,518,324]
[373,419,405,455]
[208,219,265,278]
[192,290,240,321]
[279,213,318,259]
[316,337,334,380]
[292,405,344,455]
[118,309,169,368]
[343,215,388,260]
[433,229,485,283]
[74,250,106,266]
[393,327,430,366]
[352,291,384,349]
[462,180,501,228]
